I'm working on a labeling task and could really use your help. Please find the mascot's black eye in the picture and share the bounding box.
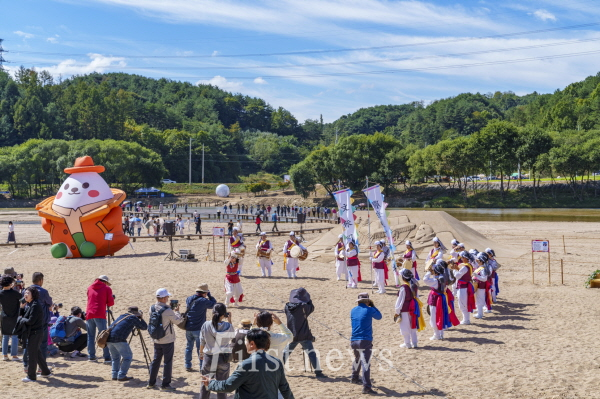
[64,184,69,190]
[82,182,90,189]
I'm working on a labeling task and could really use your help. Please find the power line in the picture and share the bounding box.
[176,48,600,80]
[12,22,600,59]
[0,39,7,72]
[16,36,600,71]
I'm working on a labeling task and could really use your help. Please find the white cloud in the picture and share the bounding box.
[196,75,244,91]
[254,77,267,84]
[533,9,557,21]
[211,51,219,57]
[40,54,127,76]
[14,30,35,39]
[47,37,58,43]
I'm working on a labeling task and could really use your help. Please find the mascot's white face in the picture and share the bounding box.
[53,172,113,209]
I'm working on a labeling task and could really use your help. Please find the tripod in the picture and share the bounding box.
[164,235,178,261]
[129,327,151,374]
[107,307,115,325]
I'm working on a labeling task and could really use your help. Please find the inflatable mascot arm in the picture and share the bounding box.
[36,156,129,258]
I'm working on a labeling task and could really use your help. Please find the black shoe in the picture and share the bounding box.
[118,376,134,381]
[351,378,361,385]
[185,368,195,372]
[362,388,378,395]
[315,371,327,378]
[112,378,117,381]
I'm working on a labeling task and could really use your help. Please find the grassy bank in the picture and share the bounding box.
[427,189,600,208]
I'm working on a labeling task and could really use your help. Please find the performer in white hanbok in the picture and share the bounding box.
[452,250,476,325]
[401,240,419,280]
[472,252,491,319]
[485,248,501,302]
[283,232,305,279]
[346,240,361,288]
[371,242,387,294]
[333,234,347,281]
[426,237,446,264]
[255,232,273,277]
[394,269,422,349]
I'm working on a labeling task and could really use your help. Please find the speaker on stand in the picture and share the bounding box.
[164,221,178,261]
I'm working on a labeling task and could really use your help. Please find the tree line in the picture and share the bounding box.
[0,139,166,199]
[291,121,600,202]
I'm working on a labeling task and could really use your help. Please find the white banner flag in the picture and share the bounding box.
[362,184,393,246]
[332,188,355,241]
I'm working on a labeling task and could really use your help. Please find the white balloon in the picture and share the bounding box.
[216,184,230,198]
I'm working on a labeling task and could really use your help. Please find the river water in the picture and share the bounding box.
[399,208,600,222]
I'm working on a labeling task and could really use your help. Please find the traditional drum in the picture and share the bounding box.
[401,259,412,269]
[425,258,435,273]
[256,248,271,259]
[298,248,309,261]
[289,245,302,258]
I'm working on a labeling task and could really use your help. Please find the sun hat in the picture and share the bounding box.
[98,275,111,286]
[196,283,209,293]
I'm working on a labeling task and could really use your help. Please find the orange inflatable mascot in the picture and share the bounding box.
[36,156,129,258]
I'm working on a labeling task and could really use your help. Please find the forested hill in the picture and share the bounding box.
[1,68,600,186]
[323,72,600,146]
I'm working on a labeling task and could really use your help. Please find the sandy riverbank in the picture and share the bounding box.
[0,217,598,398]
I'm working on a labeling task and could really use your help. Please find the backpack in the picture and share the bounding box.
[148,305,170,340]
[50,316,68,344]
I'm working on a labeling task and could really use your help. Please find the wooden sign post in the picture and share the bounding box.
[532,240,550,285]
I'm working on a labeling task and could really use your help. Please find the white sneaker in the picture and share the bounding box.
[71,351,80,358]
[460,320,471,325]
[337,277,340,281]
[22,377,35,382]
[430,336,441,341]
[484,310,492,313]
[474,315,483,319]
[399,343,412,349]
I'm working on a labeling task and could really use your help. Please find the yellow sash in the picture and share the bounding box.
[231,235,241,247]
[430,248,439,259]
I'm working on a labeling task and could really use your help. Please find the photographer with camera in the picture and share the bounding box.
[199,303,234,399]
[54,306,88,358]
[106,306,148,381]
[86,275,114,363]
[184,283,216,372]
[350,292,382,395]
[147,288,182,391]
[282,288,325,378]
[2,268,24,293]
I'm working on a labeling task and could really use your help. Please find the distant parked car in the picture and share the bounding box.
[161,179,177,184]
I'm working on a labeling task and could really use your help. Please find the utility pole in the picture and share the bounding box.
[202,144,205,184]
[0,39,7,72]
[189,137,192,185]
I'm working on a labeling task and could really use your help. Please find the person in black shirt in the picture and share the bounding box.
[0,276,22,360]
[18,287,52,382]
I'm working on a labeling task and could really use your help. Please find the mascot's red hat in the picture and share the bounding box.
[64,156,105,174]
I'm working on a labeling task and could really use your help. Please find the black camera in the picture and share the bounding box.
[225,312,230,317]
[170,299,179,310]
[19,298,26,304]
[81,311,86,321]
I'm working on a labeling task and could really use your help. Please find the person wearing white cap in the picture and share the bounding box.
[334,234,347,281]
[379,239,397,287]
[485,248,500,303]
[229,227,245,275]
[283,232,305,279]
[255,232,273,277]
[371,241,387,294]
[147,288,182,391]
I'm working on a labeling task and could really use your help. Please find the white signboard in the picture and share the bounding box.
[283,175,291,182]
[532,240,549,253]
[104,233,114,241]
[212,227,225,237]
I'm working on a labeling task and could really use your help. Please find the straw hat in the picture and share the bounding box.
[64,156,105,174]
[196,283,209,293]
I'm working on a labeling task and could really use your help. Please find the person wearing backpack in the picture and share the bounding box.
[147,288,182,391]
[199,303,234,399]
[184,284,216,372]
[53,306,88,358]
[106,306,148,382]
[230,319,252,363]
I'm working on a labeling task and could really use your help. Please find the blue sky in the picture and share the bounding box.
[4,0,600,122]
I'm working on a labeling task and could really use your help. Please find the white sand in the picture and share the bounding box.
[0,216,598,398]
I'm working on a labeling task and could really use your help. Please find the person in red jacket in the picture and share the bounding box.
[86,275,114,362]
